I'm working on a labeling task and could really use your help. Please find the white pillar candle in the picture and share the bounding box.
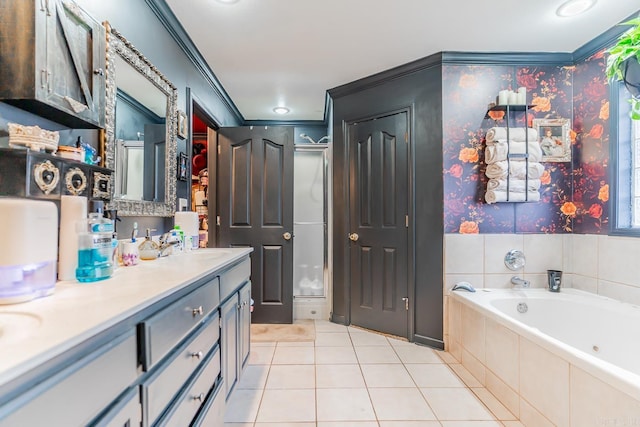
[508,91,518,105]
[498,90,509,105]
[517,87,527,105]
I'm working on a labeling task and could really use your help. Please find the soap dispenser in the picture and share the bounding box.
[138,228,160,260]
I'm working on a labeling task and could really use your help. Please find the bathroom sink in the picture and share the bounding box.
[0,311,43,344]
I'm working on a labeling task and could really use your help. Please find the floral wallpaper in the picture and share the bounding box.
[443,64,572,233]
[572,51,610,234]
[442,55,611,234]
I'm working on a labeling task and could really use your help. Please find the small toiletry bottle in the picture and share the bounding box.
[173,225,185,253]
[139,228,160,260]
[75,202,114,282]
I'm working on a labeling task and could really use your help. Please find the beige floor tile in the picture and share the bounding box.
[350,331,392,346]
[223,388,263,423]
[224,423,253,427]
[471,387,517,420]
[315,320,349,332]
[254,424,315,427]
[394,345,443,364]
[265,364,315,389]
[248,345,276,365]
[406,364,465,388]
[449,363,483,388]
[316,388,376,421]
[277,340,315,347]
[501,422,526,427]
[256,389,316,422]
[421,388,495,421]
[237,365,270,389]
[368,387,437,421]
[378,422,440,427]
[360,364,415,388]
[315,332,353,346]
[318,422,379,427]
[271,346,315,364]
[316,364,366,388]
[355,346,402,364]
[387,336,414,347]
[315,346,358,364]
[440,422,502,427]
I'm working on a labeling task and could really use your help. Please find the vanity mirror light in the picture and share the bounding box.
[103,22,178,216]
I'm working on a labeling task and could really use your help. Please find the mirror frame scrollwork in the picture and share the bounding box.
[103,22,178,216]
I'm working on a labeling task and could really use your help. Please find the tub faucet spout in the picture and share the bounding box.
[511,276,530,288]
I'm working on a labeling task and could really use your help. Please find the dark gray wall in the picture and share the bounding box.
[330,57,444,347]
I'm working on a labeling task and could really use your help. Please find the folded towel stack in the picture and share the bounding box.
[484,127,544,204]
[486,127,538,143]
[484,140,543,164]
[485,190,541,204]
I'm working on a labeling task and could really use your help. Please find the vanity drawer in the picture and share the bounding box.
[192,379,225,427]
[220,258,250,301]
[155,346,221,427]
[142,277,220,369]
[93,386,141,427]
[144,315,220,424]
[0,330,137,427]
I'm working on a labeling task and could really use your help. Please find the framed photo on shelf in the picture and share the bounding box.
[533,118,571,162]
[177,152,188,181]
[177,110,188,140]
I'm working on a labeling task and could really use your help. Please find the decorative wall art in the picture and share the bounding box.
[177,110,187,139]
[533,118,572,162]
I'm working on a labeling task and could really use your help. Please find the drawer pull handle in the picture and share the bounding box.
[191,351,203,359]
[193,393,205,402]
[192,306,204,316]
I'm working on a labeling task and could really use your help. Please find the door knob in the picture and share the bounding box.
[283,232,292,241]
[348,233,359,242]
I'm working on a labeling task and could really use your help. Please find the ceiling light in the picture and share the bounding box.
[273,107,290,115]
[215,0,239,4]
[556,0,596,17]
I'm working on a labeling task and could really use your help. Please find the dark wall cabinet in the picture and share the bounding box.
[0,0,106,128]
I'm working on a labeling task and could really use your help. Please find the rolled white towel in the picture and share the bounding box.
[485,161,545,180]
[486,127,538,143]
[487,178,541,192]
[484,140,542,164]
[485,190,541,204]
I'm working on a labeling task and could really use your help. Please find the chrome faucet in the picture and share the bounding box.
[511,276,530,288]
[158,232,180,257]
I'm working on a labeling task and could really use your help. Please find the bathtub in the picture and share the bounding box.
[448,288,640,426]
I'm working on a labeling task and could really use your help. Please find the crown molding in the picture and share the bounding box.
[145,0,244,124]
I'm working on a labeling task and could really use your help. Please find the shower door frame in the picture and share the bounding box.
[293,143,329,300]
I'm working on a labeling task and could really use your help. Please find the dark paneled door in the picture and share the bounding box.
[348,112,409,338]
[218,127,294,324]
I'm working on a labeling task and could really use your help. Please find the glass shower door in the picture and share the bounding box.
[293,147,327,297]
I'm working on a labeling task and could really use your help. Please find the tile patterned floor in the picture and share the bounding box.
[224,320,526,427]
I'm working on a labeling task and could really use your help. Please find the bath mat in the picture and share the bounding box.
[250,320,316,342]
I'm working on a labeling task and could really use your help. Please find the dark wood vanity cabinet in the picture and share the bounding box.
[0,0,106,128]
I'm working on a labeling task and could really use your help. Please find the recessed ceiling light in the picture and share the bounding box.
[556,0,596,17]
[216,0,239,4]
[273,107,290,115]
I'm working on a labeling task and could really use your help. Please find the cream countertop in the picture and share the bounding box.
[0,247,252,388]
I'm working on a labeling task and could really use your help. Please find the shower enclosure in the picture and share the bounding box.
[293,144,328,310]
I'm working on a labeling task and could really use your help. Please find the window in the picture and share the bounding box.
[611,82,640,235]
[634,119,640,227]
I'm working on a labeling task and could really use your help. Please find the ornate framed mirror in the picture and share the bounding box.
[103,22,178,216]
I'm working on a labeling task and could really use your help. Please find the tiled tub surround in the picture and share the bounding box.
[444,233,640,305]
[449,288,640,426]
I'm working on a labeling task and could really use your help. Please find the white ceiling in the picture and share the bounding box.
[164,0,639,121]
